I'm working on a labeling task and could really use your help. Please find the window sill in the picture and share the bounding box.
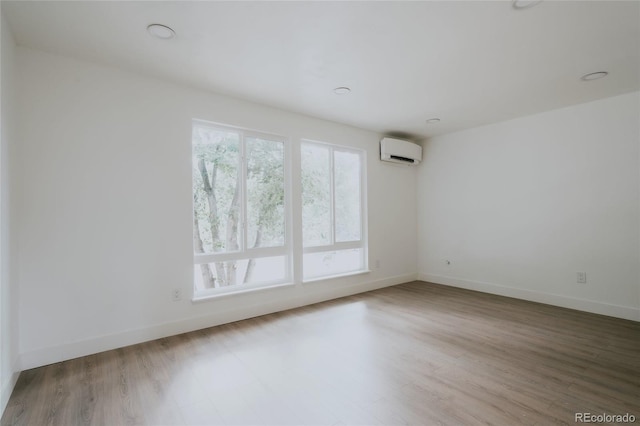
[191,270,372,302]
[303,269,371,284]
[192,281,296,303]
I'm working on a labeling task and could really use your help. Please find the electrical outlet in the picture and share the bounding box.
[577,272,587,284]
[375,259,381,269]
[172,289,182,301]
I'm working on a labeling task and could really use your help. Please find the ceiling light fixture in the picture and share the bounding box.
[147,24,175,40]
[512,0,543,10]
[333,87,351,95]
[425,118,441,124]
[580,71,608,82]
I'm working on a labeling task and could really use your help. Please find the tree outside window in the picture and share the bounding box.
[192,123,288,294]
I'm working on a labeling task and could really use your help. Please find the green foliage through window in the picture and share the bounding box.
[193,124,287,290]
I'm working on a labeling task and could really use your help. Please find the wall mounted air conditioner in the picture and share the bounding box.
[380,137,422,165]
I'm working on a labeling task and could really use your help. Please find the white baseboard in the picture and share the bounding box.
[0,368,20,416]
[419,273,640,322]
[19,273,417,371]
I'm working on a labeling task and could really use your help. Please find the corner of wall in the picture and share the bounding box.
[416,92,640,323]
[0,7,21,415]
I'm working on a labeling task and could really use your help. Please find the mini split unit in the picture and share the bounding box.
[380,137,422,165]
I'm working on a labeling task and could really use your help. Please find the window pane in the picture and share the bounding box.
[246,137,285,248]
[334,150,361,242]
[301,144,331,247]
[243,256,287,285]
[194,256,287,290]
[192,126,241,254]
[303,249,364,280]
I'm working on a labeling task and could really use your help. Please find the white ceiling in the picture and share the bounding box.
[4,1,639,139]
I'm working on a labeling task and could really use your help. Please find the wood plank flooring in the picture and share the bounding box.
[2,281,639,425]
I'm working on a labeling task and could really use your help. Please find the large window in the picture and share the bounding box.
[192,122,289,296]
[301,141,367,280]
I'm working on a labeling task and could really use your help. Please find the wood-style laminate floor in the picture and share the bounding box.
[2,281,639,426]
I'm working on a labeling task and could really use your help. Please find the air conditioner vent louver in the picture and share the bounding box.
[389,155,415,163]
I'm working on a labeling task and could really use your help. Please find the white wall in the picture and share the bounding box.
[418,92,640,321]
[15,47,418,369]
[0,9,20,413]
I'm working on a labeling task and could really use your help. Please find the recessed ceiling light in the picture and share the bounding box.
[147,24,175,40]
[512,0,543,10]
[580,71,608,82]
[426,118,441,124]
[333,87,351,95]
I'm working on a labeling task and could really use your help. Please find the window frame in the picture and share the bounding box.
[192,120,292,297]
[300,139,368,281]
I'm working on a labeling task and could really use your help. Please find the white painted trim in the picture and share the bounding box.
[303,241,363,254]
[419,273,640,322]
[19,273,417,370]
[303,269,371,284]
[0,367,20,416]
[195,246,287,264]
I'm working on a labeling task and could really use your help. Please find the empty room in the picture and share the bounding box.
[0,0,639,425]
